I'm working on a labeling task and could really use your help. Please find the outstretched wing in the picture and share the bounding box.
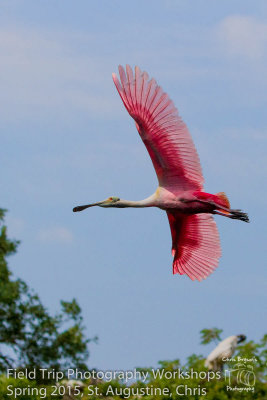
[112,65,204,191]
[167,212,221,281]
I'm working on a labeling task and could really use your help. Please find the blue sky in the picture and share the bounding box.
[1,1,266,370]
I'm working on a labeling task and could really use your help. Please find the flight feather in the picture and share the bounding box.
[112,65,204,191]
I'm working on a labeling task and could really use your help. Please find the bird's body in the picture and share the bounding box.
[205,335,246,371]
[111,188,226,213]
[73,65,249,281]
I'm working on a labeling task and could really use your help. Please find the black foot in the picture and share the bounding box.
[230,209,249,223]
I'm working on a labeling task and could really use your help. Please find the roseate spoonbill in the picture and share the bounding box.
[73,65,249,281]
[205,335,246,371]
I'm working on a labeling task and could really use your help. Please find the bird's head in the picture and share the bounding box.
[237,334,246,343]
[73,197,120,212]
[100,197,121,207]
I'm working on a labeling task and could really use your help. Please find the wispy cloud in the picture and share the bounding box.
[37,226,74,244]
[218,15,267,59]
[0,27,118,121]
[1,17,266,125]
[5,215,25,237]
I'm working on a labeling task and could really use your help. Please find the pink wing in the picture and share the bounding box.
[112,65,204,191]
[167,212,221,281]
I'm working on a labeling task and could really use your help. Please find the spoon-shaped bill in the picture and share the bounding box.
[73,202,104,212]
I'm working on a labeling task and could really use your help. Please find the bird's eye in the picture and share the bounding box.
[108,197,120,202]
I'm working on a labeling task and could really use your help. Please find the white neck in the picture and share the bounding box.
[108,193,157,208]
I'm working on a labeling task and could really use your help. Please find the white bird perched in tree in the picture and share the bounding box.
[205,334,246,371]
[57,380,85,400]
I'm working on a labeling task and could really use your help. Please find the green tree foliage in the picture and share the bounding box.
[1,330,266,399]
[200,328,223,345]
[0,208,97,375]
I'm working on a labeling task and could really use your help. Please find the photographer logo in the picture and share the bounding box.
[225,362,256,392]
